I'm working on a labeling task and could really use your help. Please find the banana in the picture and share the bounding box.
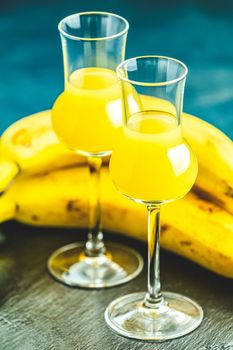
[182,114,233,215]
[0,110,86,191]
[142,95,233,214]
[0,165,233,278]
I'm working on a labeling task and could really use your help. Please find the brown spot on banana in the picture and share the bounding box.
[12,128,32,147]
[12,125,50,147]
[66,200,82,213]
[192,186,224,208]
[31,215,39,221]
[225,185,233,198]
[180,241,192,246]
[161,224,169,233]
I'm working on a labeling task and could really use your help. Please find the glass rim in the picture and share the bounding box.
[116,55,188,87]
[58,11,129,41]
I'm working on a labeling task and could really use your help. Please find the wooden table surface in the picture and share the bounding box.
[0,221,232,350]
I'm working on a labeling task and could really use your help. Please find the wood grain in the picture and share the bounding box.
[0,221,232,350]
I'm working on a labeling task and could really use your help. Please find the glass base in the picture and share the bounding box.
[47,242,143,288]
[105,292,203,341]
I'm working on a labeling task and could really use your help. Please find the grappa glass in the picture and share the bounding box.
[47,12,143,288]
[105,55,203,340]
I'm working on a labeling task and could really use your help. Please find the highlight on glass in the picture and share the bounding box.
[47,12,143,288]
[105,56,203,340]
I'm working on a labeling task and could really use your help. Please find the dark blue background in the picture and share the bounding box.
[1,0,233,138]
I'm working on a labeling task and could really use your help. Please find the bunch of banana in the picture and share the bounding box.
[0,110,232,215]
[0,109,232,278]
[0,165,233,278]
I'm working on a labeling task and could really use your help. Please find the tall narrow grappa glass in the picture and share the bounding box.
[47,12,143,288]
[105,55,203,340]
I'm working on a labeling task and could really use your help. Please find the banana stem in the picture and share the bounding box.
[144,205,164,308]
[85,156,106,257]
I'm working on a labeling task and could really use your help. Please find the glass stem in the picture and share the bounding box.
[144,205,164,308]
[85,156,106,257]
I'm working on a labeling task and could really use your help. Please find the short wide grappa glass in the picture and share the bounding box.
[105,56,203,340]
[47,12,143,288]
